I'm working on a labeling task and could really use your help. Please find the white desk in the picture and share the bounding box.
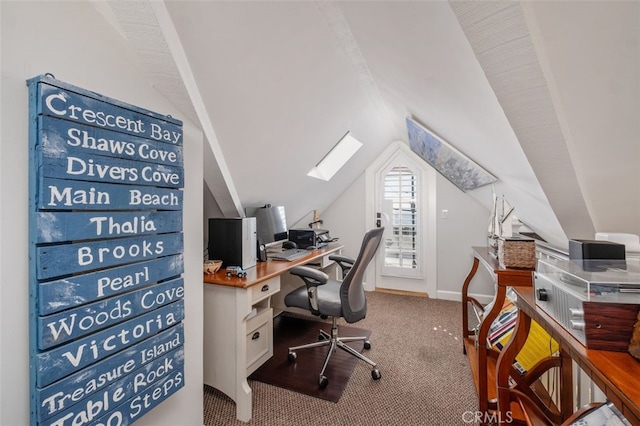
[203,243,343,422]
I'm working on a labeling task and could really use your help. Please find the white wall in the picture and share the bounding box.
[322,158,493,301]
[0,2,203,425]
[435,173,495,302]
[321,173,368,260]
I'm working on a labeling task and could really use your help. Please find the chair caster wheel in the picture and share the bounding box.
[364,340,371,350]
[287,352,297,362]
[319,375,329,388]
[371,369,381,380]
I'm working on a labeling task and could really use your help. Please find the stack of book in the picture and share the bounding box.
[486,289,559,374]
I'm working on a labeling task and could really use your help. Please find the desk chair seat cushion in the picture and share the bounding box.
[284,280,344,318]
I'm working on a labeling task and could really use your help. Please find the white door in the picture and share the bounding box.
[366,143,436,296]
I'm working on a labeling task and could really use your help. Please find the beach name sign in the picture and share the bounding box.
[28,75,185,426]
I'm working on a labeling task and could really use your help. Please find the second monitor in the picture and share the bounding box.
[246,205,288,246]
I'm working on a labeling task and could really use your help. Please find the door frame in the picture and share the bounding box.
[365,141,437,296]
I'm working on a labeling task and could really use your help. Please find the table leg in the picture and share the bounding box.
[462,256,480,343]
[235,379,252,422]
[496,308,531,424]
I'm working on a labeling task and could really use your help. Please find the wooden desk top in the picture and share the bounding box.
[472,246,534,287]
[203,242,344,289]
[513,286,640,424]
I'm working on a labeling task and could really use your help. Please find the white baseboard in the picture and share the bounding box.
[436,290,494,305]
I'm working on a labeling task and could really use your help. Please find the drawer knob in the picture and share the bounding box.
[261,285,269,292]
[252,331,260,340]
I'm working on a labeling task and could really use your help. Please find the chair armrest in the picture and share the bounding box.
[289,266,329,315]
[329,254,354,264]
[290,266,328,288]
[329,255,355,278]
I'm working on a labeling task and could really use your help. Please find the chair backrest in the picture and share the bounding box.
[340,227,384,323]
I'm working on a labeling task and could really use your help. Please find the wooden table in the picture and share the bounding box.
[497,286,640,425]
[203,244,340,288]
[203,243,343,422]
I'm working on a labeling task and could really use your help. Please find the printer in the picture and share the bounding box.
[288,228,331,249]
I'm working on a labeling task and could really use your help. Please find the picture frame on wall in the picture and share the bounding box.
[406,116,496,192]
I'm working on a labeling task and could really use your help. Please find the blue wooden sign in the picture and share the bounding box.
[37,232,183,279]
[28,75,185,425]
[38,254,183,315]
[36,211,182,243]
[32,78,183,145]
[38,148,184,188]
[39,116,183,166]
[35,325,183,422]
[94,368,184,426]
[38,278,184,350]
[36,300,184,388]
[38,178,183,211]
[42,347,184,425]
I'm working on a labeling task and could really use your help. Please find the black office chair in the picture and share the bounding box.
[284,227,384,388]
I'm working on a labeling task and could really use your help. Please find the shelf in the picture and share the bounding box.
[464,338,498,404]
[516,396,550,426]
[464,337,532,424]
[462,246,537,425]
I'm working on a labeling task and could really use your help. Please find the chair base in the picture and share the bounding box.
[287,316,381,387]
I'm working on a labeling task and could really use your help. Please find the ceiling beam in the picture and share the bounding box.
[105,0,243,217]
[450,0,595,241]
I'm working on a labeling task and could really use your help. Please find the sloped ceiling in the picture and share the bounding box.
[523,1,639,238]
[101,0,639,249]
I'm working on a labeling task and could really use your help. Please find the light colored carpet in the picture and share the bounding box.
[204,291,478,425]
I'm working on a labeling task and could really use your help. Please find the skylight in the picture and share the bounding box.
[307,132,363,181]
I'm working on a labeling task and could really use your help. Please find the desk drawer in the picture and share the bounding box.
[320,253,338,268]
[246,307,273,375]
[250,277,280,305]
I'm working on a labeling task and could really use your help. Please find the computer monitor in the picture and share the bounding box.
[247,205,288,246]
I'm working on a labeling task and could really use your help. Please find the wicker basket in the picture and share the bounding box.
[498,237,536,269]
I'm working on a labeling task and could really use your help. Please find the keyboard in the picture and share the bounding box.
[270,248,309,261]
